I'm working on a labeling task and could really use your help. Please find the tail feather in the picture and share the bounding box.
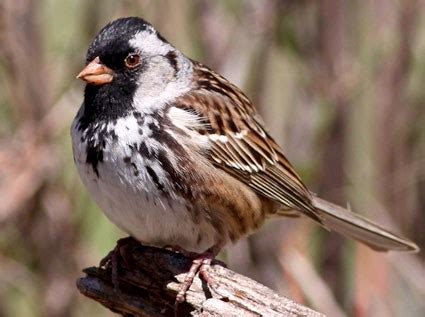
[310,196,419,253]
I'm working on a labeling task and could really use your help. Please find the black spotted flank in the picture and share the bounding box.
[123,156,140,177]
[138,142,154,159]
[146,166,164,191]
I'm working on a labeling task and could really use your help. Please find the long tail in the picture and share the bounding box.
[310,196,419,252]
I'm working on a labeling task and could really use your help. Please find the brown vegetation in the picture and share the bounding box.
[0,1,423,316]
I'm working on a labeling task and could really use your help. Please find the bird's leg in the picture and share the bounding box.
[174,244,223,307]
[99,236,139,290]
[175,252,214,304]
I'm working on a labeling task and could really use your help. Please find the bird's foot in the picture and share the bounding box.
[174,251,218,308]
[99,236,139,290]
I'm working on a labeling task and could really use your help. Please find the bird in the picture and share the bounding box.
[72,17,419,304]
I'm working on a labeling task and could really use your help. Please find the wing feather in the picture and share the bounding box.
[168,61,419,251]
[173,62,321,222]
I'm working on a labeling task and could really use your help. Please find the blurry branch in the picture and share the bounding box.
[245,0,286,108]
[374,0,419,224]
[77,243,324,317]
[388,253,425,297]
[196,0,237,69]
[0,88,79,224]
[0,0,78,224]
[314,0,349,303]
[0,142,55,223]
[2,0,47,123]
[1,1,82,315]
[281,250,346,317]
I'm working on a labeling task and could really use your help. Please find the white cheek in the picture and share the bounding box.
[131,64,193,114]
[128,31,194,115]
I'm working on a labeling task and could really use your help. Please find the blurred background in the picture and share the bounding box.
[0,0,424,316]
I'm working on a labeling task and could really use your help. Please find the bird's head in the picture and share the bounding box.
[77,17,190,119]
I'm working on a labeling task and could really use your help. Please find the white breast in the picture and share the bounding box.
[71,111,217,253]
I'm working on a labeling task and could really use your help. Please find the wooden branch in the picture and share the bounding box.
[76,241,324,317]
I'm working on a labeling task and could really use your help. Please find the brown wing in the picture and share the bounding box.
[174,62,321,222]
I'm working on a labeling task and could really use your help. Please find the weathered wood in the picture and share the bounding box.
[76,241,324,317]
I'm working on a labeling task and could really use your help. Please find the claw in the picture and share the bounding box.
[99,236,139,290]
[175,252,216,307]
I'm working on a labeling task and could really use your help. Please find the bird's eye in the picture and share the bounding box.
[124,54,141,68]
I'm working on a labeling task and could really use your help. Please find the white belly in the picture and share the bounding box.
[71,115,218,253]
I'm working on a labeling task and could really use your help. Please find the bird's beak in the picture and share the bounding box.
[77,57,114,85]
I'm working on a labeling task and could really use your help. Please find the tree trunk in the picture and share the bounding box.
[77,242,324,317]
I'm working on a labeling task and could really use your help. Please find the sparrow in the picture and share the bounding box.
[72,17,419,304]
